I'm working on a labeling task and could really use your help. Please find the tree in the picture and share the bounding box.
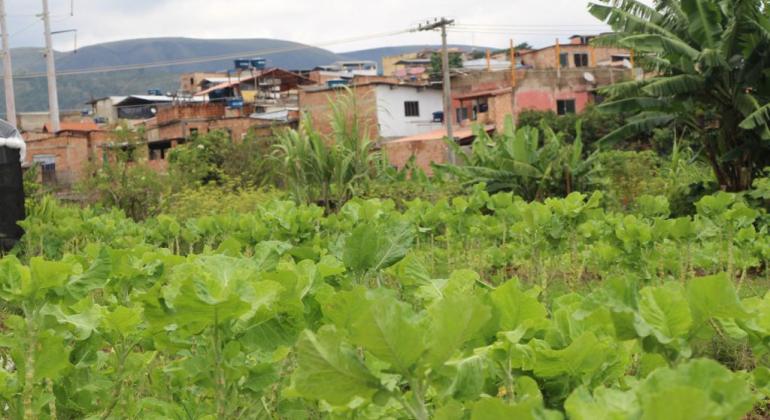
[430,52,463,78]
[589,0,770,191]
[78,123,168,220]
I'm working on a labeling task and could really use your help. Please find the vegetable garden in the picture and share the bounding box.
[2,187,770,419]
[3,0,770,417]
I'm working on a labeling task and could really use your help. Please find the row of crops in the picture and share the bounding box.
[2,188,770,418]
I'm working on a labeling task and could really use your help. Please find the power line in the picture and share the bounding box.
[450,29,600,35]
[10,28,411,80]
[455,23,608,28]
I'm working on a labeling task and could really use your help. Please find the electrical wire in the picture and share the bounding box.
[10,28,411,80]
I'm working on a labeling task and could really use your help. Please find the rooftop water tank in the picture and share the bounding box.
[0,120,25,251]
[326,79,349,88]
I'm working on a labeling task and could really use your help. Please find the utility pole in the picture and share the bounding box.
[0,0,16,127]
[418,18,455,163]
[42,0,60,133]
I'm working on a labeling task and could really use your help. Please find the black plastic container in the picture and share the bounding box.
[0,146,24,251]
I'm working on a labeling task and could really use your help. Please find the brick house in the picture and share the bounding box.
[383,35,634,173]
[520,35,631,70]
[142,102,296,170]
[23,122,109,186]
[299,80,444,141]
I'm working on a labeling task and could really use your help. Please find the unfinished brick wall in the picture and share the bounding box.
[156,103,226,124]
[383,138,447,175]
[24,133,94,186]
[521,45,630,69]
[299,85,379,140]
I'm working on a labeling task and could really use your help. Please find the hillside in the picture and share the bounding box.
[0,38,488,118]
[0,37,345,116]
[341,44,488,69]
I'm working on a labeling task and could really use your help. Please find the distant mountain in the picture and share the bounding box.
[341,44,491,71]
[0,37,346,117]
[0,38,492,119]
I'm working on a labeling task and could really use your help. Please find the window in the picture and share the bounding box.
[456,107,469,123]
[574,53,589,67]
[404,101,420,117]
[557,99,576,115]
[33,155,56,185]
[559,53,569,68]
[148,141,172,161]
[189,127,199,137]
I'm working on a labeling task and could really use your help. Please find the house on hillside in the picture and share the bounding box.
[383,35,634,173]
[194,68,315,112]
[88,96,127,124]
[23,122,108,187]
[307,60,379,84]
[141,101,297,171]
[179,72,234,94]
[114,95,179,120]
[520,35,632,69]
[299,80,444,140]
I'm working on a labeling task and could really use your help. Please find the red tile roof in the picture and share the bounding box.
[44,121,102,133]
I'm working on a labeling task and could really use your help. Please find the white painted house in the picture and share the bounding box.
[300,80,445,141]
[372,84,444,139]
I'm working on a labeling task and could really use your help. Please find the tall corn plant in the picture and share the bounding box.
[589,0,770,191]
[435,116,603,200]
[272,90,380,211]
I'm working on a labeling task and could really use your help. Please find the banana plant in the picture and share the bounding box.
[589,0,770,191]
[436,117,603,201]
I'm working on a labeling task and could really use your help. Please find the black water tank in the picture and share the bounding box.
[0,136,25,252]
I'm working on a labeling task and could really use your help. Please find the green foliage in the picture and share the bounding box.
[590,0,770,191]
[436,117,604,200]
[168,129,273,189]
[272,90,382,211]
[4,187,770,418]
[517,106,626,148]
[430,51,464,78]
[77,124,168,220]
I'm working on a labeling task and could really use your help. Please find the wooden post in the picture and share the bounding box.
[486,48,491,71]
[510,39,516,88]
[555,38,561,78]
[630,49,635,69]
[589,46,596,67]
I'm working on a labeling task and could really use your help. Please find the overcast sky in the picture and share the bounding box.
[3,0,612,52]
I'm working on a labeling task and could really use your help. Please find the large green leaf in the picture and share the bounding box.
[342,221,414,274]
[686,273,748,323]
[426,293,491,367]
[293,326,381,406]
[636,285,692,344]
[162,256,281,332]
[471,397,562,420]
[681,0,723,49]
[739,103,770,130]
[490,280,548,332]
[532,332,621,386]
[565,385,639,420]
[596,113,675,148]
[65,247,112,299]
[637,359,755,419]
[641,75,704,97]
[34,330,72,381]
[350,291,427,373]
